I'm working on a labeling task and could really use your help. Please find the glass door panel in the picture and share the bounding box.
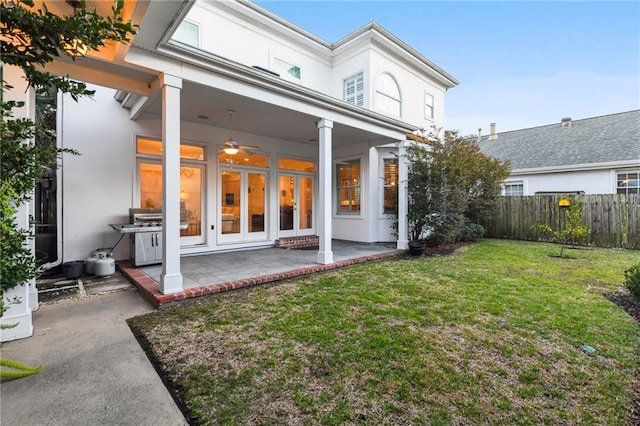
[179,166,202,238]
[248,173,265,233]
[279,175,294,232]
[221,171,241,235]
[299,177,313,230]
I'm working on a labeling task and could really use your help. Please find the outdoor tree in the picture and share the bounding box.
[405,129,510,245]
[535,199,591,258]
[1,0,136,314]
[1,0,137,379]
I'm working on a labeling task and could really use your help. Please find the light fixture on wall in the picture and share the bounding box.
[63,0,88,59]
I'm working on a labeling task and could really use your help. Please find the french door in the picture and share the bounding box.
[279,174,314,237]
[219,170,267,243]
[138,161,206,246]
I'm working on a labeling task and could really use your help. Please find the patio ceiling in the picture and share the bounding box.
[139,80,398,147]
[38,0,410,147]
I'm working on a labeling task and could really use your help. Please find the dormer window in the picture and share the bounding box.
[343,72,364,107]
[374,72,401,117]
[172,20,200,48]
[273,58,301,84]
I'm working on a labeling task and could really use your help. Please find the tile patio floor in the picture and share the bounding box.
[120,240,402,306]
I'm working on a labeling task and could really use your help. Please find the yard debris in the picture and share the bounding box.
[580,344,596,355]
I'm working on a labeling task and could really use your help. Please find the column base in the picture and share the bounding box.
[317,250,334,265]
[160,273,183,294]
[1,311,33,342]
[396,239,409,250]
[28,280,39,311]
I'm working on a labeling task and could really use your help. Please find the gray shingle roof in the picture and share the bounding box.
[477,110,640,170]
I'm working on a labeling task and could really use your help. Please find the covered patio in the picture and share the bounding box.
[120,241,402,306]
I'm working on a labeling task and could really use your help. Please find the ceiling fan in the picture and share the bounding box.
[221,109,259,155]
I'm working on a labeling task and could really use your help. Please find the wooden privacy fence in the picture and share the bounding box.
[481,194,640,249]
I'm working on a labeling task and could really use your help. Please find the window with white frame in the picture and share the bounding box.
[382,158,398,214]
[336,160,361,214]
[425,92,434,120]
[343,72,364,107]
[374,73,401,117]
[273,58,301,84]
[172,20,200,48]
[617,171,640,194]
[504,182,524,196]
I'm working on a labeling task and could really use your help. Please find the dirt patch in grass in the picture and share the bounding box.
[423,241,472,257]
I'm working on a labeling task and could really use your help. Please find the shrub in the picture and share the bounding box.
[457,222,486,242]
[404,129,510,245]
[625,263,640,300]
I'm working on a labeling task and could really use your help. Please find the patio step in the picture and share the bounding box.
[275,235,319,249]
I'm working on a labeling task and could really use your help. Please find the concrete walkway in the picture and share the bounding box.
[0,289,187,426]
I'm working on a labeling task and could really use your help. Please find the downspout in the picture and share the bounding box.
[47,91,65,269]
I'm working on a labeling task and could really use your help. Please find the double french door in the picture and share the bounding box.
[279,174,314,237]
[219,170,267,242]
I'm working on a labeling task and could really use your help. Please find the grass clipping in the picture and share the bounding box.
[0,357,44,380]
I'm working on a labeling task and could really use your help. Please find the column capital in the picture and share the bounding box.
[317,118,333,129]
[159,73,182,90]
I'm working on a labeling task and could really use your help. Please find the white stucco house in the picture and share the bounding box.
[478,111,640,196]
[1,0,458,340]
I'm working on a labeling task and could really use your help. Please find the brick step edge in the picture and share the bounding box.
[275,236,320,249]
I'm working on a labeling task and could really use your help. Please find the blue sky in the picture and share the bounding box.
[255,1,640,136]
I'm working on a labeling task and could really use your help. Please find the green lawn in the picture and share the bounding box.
[129,239,640,425]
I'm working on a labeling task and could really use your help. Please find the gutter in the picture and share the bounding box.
[510,159,640,175]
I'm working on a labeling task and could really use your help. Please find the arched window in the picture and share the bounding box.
[374,73,401,117]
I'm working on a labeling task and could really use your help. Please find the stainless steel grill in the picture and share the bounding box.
[109,209,187,266]
[111,209,162,233]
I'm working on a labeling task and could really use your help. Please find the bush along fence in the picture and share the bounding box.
[480,194,640,249]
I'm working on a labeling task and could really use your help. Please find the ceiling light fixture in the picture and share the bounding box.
[223,109,239,154]
[63,0,88,59]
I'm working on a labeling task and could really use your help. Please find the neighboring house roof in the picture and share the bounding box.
[478,110,640,171]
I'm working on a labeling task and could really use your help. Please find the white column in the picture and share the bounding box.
[317,118,334,264]
[159,73,183,294]
[1,65,34,342]
[367,146,379,241]
[397,141,409,250]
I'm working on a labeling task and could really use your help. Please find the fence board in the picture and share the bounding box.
[481,194,640,249]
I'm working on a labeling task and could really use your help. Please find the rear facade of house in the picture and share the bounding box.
[42,0,456,268]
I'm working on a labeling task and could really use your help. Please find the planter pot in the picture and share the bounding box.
[408,241,426,256]
[62,261,85,279]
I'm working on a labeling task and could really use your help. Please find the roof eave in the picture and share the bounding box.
[334,22,459,88]
[510,160,640,175]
